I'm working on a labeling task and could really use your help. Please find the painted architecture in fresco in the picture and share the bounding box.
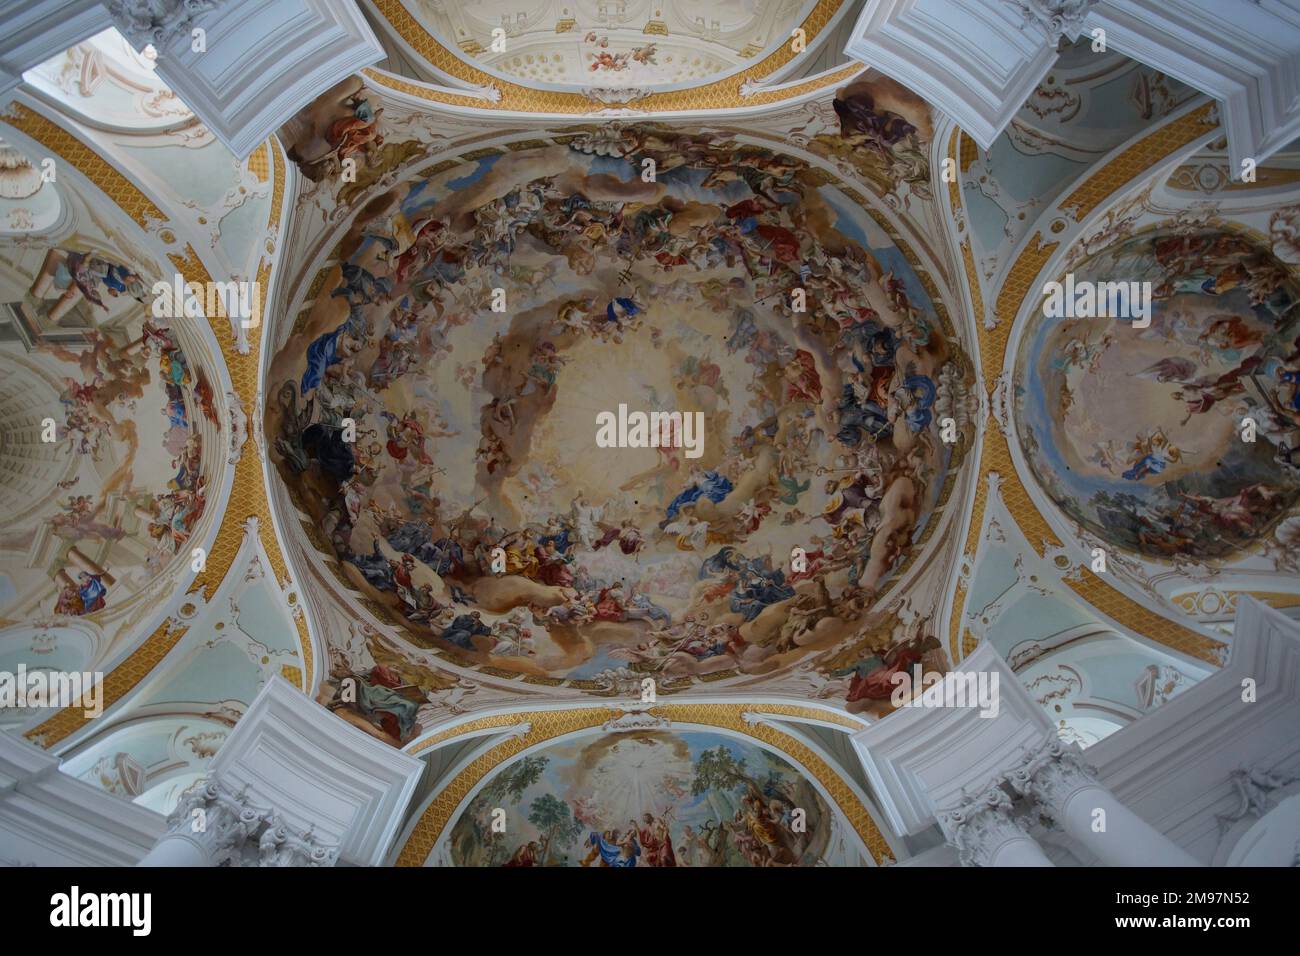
[0,238,216,624]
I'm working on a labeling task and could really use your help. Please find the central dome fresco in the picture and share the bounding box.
[268,127,968,695]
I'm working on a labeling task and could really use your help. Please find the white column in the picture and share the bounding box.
[136,832,210,867]
[137,774,339,866]
[137,777,267,867]
[141,678,421,866]
[1008,735,1200,867]
[937,785,1056,867]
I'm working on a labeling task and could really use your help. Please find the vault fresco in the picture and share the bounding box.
[268,127,972,733]
[0,241,215,626]
[1015,228,1300,562]
[446,729,843,867]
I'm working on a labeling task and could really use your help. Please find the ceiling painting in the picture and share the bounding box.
[0,231,220,633]
[444,726,860,866]
[268,125,974,738]
[396,0,811,90]
[1014,228,1300,563]
[7,3,1300,860]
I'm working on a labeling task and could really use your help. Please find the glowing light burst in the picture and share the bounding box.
[584,736,692,828]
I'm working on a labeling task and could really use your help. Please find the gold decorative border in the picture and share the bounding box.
[1171,589,1300,617]
[1059,103,1217,220]
[394,703,890,866]
[4,106,312,745]
[366,0,861,112]
[947,103,1227,665]
[24,622,188,747]
[946,129,961,215]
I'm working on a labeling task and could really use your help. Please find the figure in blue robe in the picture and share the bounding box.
[347,543,394,590]
[538,527,573,555]
[729,568,795,622]
[441,613,491,650]
[1122,453,1169,482]
[901,374,936,433]
[1281,368,1300,412]
[835,383,891,446]
[587,832,639,867]
[331,262,392,306]
[78,573,107,613]
[417,538,464,576]
[605,297,640,325]
[301,307,367,393]
[663,471,734,522]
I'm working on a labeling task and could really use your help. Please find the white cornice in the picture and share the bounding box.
[139,0,386,161]
[844,0,1300,169]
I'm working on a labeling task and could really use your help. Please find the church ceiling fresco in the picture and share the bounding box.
[1014,228,1300,563]
[801,75,933,202]
[7,8,1300,870]
[0,217,220,631]
[445,727,855,866]
[362,0,864,116]
[402,0,811,90]
[269,124,974,742]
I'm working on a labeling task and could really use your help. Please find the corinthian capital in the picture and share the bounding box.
[937,785,1031,867]
[1003,0,1098,44]
[167,776,269,866]
[1005,734,1098,814]
[258,816,338,867]
[167,775,339,867]
[105,0,222,50]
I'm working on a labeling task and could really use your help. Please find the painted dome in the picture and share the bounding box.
[267,128,969,706]
[1015,228,1300,562]
[398,0,812,90]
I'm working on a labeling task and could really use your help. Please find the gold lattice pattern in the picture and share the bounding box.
[246,143,270,184]
[2,106,312,744]
[1059,103,1216,219]
[946,130,961,214]
[948,103,1230,665]
[25,622,188,747]
[958,133,979,173]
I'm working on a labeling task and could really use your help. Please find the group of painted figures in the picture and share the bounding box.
[274,127,959,740]
[38,254,211,616]
[1034,229,1300,561]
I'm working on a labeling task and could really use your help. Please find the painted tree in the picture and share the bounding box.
[483,755,548,805]
[527,793,582,865]
[461,756,548,866]
[692,745,763,803]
